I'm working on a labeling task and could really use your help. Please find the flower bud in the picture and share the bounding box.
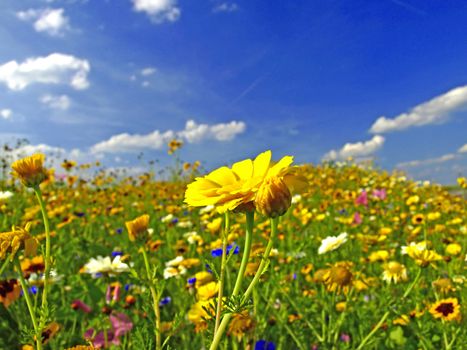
[255,177,292,218]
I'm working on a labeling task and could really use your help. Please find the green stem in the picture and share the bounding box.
[214,212,230,336]
[242,217,277,300]
[0,251,16,275]
[209,216,277,350]
[141,248,161,350]
[231,211,254,296]
[357,268,423,350]
[33,187,52,324]
[15,258,42,350]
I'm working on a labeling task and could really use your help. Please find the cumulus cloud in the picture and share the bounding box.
[0,53,90,91]
[17,8,70,36]
[369,85,467,133]
[458,144,467,153]
[141,67,157,76]
[1,109,12,120]
[323,135,385,161]
[40,94,71,110]
[132,0,181,23]
[213,2,238,13]
[91,119,246,154]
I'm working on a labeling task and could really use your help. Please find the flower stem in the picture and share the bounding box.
[33,187,51,328]
[209,216,277,350]
[357,268,422,349]
[141,248,161,350]
[214,212,230,336]
[15,257,42,350]
[243,217,277,299]
[231,211,254,296]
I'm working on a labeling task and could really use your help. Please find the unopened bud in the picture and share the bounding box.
[255,177,292,218]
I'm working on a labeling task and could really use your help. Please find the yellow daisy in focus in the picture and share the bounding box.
[429,298,461,322]
[184,150,305,214]
[11,153,48,188]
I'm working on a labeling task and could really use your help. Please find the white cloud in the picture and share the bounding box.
[141,67,157,76]
[369,85,467,133]
[396,154,458,168]
[458,144,467,153]
[213,2,238,13]
[91,119,246,154]
[1,109,12,119]
[132,0,181,23]
[0,53,90,91]
[323,135,385,161]
[17,8,70,37]
[40,94,71,110]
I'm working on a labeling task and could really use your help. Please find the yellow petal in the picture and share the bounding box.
[232,159,253,180]
[206,167,238,185]
[267,155,294,177]
[252,150,272,178]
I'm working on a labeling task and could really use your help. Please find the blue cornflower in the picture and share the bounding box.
[111,251,123,257]
[211,244,240,258]
[159,296,172,307]
[116,228,123,234]
[187,277,197,285]
[255,340,276,350]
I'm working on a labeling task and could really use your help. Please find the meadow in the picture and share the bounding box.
[0,144,465,350]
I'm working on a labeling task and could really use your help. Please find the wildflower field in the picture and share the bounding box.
[0,147,466,350]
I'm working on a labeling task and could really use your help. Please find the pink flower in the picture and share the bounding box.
[110,312,133,337]
[71,299,92,313]
[372,189,386,200]
[355,191,368,206]
[84,313,133,348]
[353,212,362,225]
[84,329,120,348]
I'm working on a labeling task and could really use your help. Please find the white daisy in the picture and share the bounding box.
[318,232,348,254]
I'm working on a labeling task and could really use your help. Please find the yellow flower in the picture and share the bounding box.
[206,217,223,233]
[61,159,77,171]
[184,150,305,213]
[368,250,390,262]
[0,223,37,260]
[408,249,442,268]
[322,262,353,294]
[382,261,408,284]
[36,322,60,345]
[193,271,214,287]
[432,278,456,294]
[188,300,215,324]
[11,153,48,188]
[405,195,419,206]
[335,302,346,312]
[227,311,254,340]
[429,298,461,322]
[445,243,461,256]
[393,314,410,326]
[256,174,295,217]
[168,139,183,155]
[0,279,21,307]
[125,214,150,241]
[411,214,425,225]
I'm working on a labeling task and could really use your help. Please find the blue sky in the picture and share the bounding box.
[0,0,466,183]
